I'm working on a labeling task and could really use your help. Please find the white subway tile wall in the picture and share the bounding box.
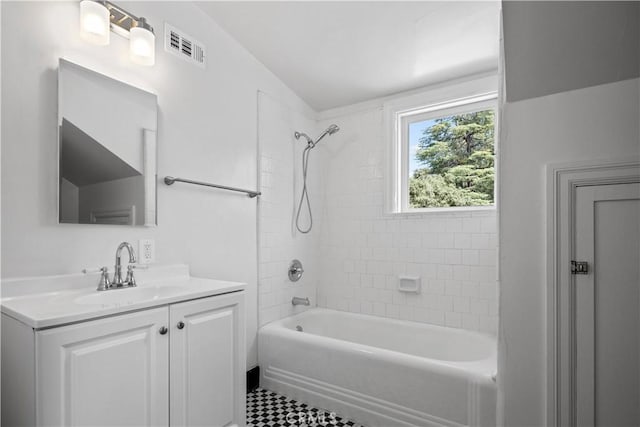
[317,107,498,335]
[258,100,498,334]
[257,94,322,327]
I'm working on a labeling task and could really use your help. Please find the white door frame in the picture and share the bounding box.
[546,158,640,427]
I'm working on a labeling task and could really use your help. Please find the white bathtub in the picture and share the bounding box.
[258,308,497,427]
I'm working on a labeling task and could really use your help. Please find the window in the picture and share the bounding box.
[385,82,498,213]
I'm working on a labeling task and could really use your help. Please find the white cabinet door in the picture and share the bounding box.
[575,183,640,427]
[170,292,245,427]
[36,307,169,426]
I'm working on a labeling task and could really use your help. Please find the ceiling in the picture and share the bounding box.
[60,118,141,187]
[197,1,500,111]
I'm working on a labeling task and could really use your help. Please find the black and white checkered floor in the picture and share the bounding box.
[247,388,365,427]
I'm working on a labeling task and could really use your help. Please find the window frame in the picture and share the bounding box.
[383,76,499,215]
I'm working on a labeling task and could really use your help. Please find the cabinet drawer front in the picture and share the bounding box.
[170,292,245,427]
[36,308,169,427]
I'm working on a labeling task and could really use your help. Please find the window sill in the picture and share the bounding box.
[385,205,496,219]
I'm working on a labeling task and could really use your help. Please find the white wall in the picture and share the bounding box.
[315,103,498,334]
[0,1,314,369]
[60,59,156,173]
[500,2,640,424]
[499,77,640,425]
[502,1,639,102]
[257,92,321,326]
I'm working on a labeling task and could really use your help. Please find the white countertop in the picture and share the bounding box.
[1,265,245,329]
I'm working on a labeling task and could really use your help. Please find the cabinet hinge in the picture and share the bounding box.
[571,260,589,275]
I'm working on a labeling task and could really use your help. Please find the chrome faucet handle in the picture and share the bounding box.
[125,265,137,287]
[99,267,112,291]
[123,264,150,287]
[288,259,304,282]
[83,267,111,291]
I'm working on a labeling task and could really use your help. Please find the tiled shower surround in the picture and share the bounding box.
[318,210,498,333]
[317,107,498,334]
[257,93,323,327]
[259,101,498,335]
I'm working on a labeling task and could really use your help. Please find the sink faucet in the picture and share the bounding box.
[292,296,310,306]
[113,242,137,287]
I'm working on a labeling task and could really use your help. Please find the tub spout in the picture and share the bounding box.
[292,296,310,306]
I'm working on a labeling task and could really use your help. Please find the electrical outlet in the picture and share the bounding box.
[138,239,155,264]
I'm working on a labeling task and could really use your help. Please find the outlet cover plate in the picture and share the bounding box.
[139,239,155,264]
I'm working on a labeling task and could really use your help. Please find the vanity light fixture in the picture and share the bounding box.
[129,17,155,66]
[79,0,155,66]
[79,0,110,45]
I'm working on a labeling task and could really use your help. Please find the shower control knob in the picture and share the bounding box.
[159,326,168,335]
[177,321,185,330]
[288,259,304,282]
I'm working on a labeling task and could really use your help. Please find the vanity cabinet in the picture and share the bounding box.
[169,293,245,427]
[37,307,170,426]
[2,291,245,427]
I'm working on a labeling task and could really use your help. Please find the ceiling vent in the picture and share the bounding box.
[164,23,206,68]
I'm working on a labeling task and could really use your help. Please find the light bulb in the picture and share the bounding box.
[130,20,155,66]
[79,0,110,46]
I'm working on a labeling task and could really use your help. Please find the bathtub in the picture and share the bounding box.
[258,308,497,427]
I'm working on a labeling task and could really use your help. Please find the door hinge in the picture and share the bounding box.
[571,261,589,275]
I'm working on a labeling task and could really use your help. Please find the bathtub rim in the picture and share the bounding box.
[259,307,497,381]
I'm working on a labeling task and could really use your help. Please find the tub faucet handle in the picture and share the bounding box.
[288,259,304,282]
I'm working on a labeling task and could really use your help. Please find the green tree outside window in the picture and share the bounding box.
[410,110,495,208]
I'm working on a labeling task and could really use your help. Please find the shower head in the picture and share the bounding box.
[312,124,340,146]
[326,124,340,135]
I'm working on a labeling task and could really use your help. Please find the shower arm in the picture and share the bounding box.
[294,125,340,148]
[294,131,314,146]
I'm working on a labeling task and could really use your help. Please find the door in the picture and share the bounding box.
[575,183,640,426]
[36,307,169,426]
[169,292,246,427]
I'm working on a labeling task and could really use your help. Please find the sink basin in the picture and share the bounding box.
[74,285,185,305]
[0,264,246,329]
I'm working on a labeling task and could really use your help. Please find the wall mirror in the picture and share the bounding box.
[58,59,158,226]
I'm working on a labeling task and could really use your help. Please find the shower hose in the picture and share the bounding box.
[295,143,314,233]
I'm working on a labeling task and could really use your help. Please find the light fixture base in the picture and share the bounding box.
[100,1,154,39]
